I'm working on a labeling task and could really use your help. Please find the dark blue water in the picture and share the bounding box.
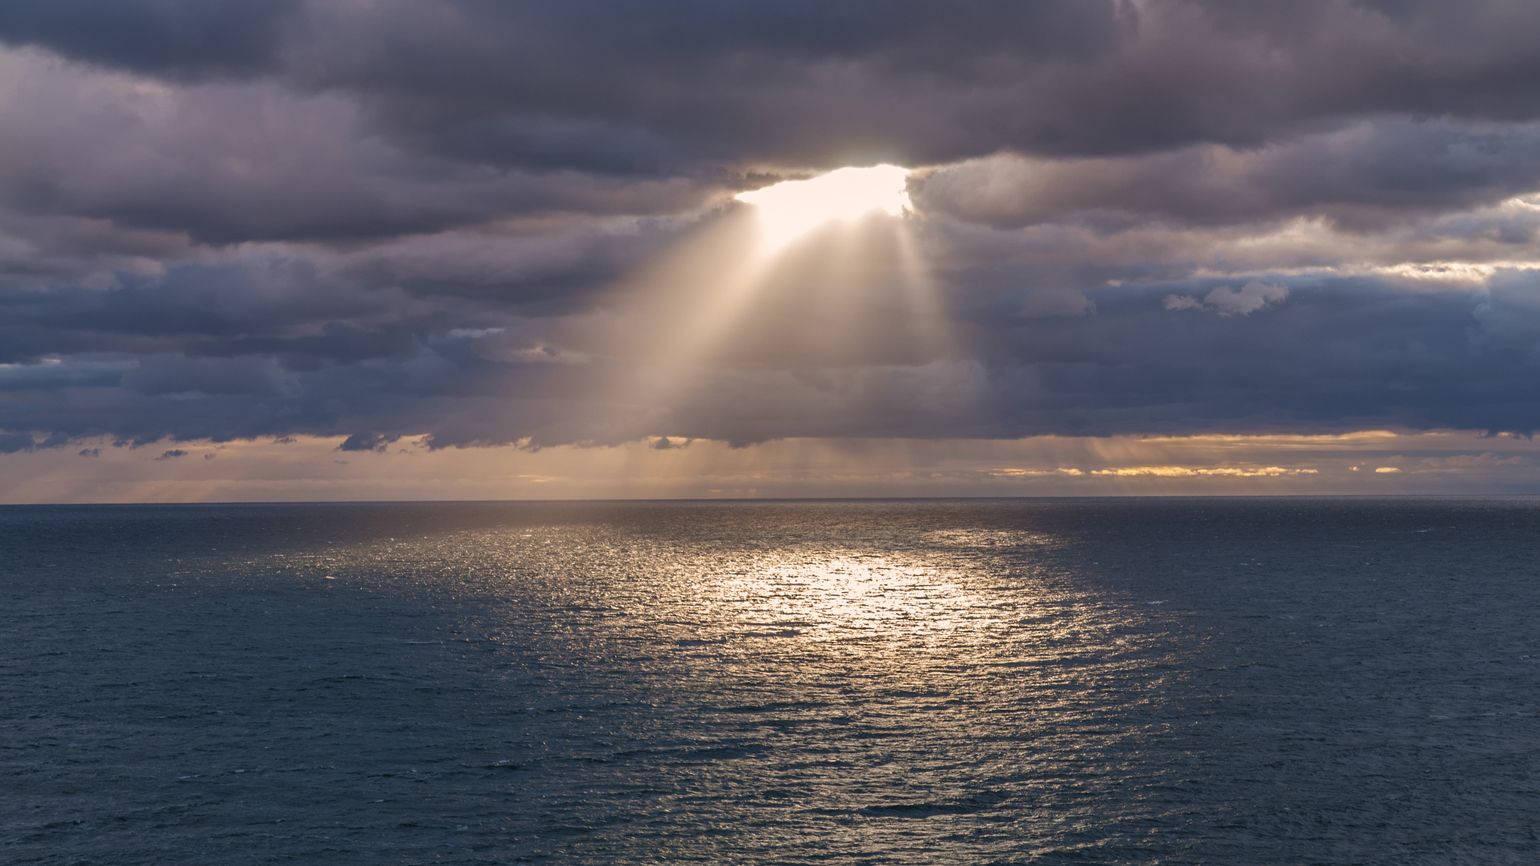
[2,499,1537,864]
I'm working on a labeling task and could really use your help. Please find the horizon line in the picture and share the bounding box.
[4,492,1540,508]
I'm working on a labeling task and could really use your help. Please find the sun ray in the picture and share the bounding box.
[572,164,946,453]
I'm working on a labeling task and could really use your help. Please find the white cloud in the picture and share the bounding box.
[1164,281,1289,316]
[1203,281,1290,316]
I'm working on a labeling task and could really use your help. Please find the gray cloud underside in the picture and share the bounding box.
[2,1,1540,450]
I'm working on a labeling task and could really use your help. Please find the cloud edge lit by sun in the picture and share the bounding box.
[733,164,914,251]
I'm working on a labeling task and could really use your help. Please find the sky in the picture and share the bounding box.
[4,0,1540,501]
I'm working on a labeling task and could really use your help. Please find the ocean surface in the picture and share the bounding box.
[2,499,1537,865]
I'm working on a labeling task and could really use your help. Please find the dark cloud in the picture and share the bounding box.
[155,448,188,460]
[338,432,401,453]
[3,3,1539,244]
[0,358,124,390]
[5,268,1540,450]
[914,121,1540,231]
[0,53,718,246]
[2,3,1540,456]
[0,431,40,454]
[8,2,1540,174]
[0,0,301,80]
[121,356,291,398]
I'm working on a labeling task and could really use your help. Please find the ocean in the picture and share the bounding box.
[2,499,1537,864]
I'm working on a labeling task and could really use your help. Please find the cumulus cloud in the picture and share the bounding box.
[1166,281,1290,317]
[1162,294,1203,312]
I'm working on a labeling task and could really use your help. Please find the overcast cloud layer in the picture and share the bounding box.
[3,0,1540,455]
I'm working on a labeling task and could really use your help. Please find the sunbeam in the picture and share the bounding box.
[573,164,953,454]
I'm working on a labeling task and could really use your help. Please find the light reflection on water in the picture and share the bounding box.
[328,516,1192,863]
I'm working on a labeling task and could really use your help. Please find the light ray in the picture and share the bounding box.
[570,164,951,459]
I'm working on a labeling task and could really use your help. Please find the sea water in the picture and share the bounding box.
[2,499,1537,864]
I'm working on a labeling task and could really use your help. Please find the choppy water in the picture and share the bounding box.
[2,499,1538,864]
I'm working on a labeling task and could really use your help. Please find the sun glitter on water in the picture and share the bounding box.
[733,164,912,251]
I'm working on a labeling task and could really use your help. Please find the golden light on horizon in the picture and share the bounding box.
[734,164,913,251]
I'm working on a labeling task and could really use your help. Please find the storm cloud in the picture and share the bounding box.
[2,0,1540,454]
